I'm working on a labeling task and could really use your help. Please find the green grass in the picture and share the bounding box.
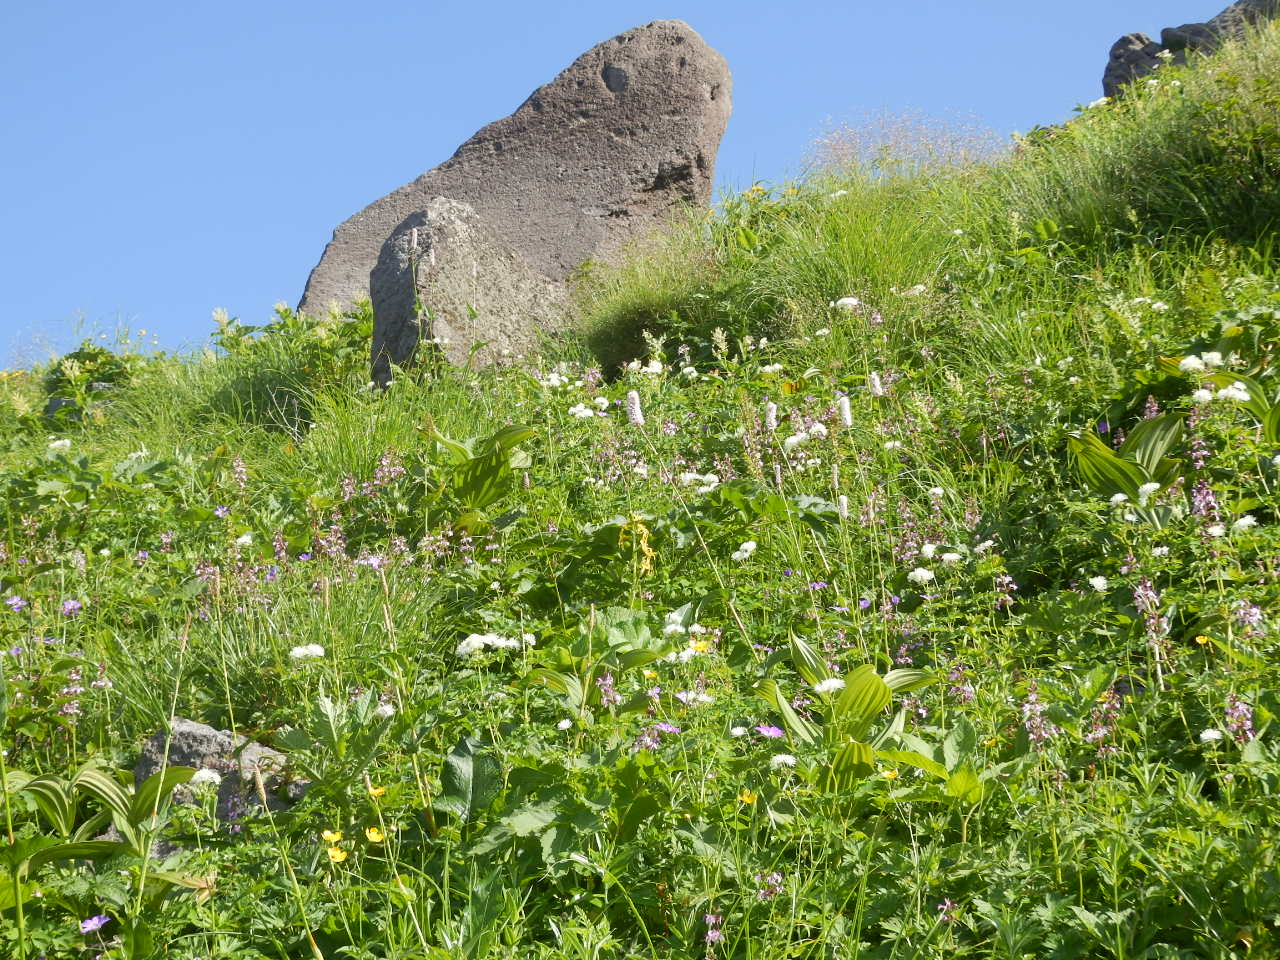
[2,22,1280,960]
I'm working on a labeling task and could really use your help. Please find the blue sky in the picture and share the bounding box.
[1,1,1214,366]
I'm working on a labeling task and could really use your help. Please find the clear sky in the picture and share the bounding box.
[0,1,1215,367]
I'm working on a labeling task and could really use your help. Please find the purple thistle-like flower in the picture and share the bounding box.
[1020,682,1060,745]
[596,671,622,707]
[80,914,110,934]
[755,724,785,738]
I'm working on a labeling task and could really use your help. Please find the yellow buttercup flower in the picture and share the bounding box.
[738,788,758,804]
[327,846,347,863]
[322,829,342,844]
[690,640,711,654]
[368,784,387,798]
[1195,635,1212,646]
[365,826,385,844]
[881,769,899,780]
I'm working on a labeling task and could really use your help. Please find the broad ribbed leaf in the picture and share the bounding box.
[1067,431,1145,500]
[130,766,195,826]
[755,679,817,744]
[834,665,891,729]
[790,636,830,687]
[1119,413,1184,476]
[827,740,874,789]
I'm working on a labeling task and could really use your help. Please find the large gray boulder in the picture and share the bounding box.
[297,19,731,373]
[1103,0,1280,96]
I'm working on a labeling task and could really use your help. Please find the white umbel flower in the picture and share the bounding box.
[289,644,325,660]
[1088,576,1109,593]
[731,540,758,562]
[770,753,798,768]
[1232,514,1258,532]
[1178,355,1206,373]
[813,677,846,695]
[906,567,935,585]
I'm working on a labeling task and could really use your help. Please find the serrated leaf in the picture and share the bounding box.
[436,737,500,823]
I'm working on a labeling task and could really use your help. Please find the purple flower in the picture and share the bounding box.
[80,914,110,934]
[755,871,784,900]
[937,899,958,923]
[5,596,28,613]
[654,722,681,734]
[1225,695,1255,743]
[213,505,230,519]
[61,599,83,617]
[755,724,785,739]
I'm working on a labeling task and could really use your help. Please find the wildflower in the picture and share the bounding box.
[557,718,573,730]
[838,495,849,519]
[831,296,860,311]
[883,440,902,450]
[782,433,807,452]
[937,899,959,923]
[61,599,83,616]
[907,567,935,585]
[80,914,111,934]
[368,784,387,798]
[868,371,885,397]
[189,768,222,790]
[769,753,798,769]
[756,724,785,738]
[881,768,899,780]
[5,596,28,613]
[1232,514,1258,533]
[1088,576,1109,593]
[567,402,595,418]
[289,644,325,660]
[1195,634,1211,646]
[730,725,748,736]
[755,871,785,899]
[625,390,645,426]
[705,913,724,945]
[596,672,622,707]
[327,846,348,863]
[365,826,385,843]
[592,396,609,411]
[814,677,846,695]
[1178,355,1205,373]
[373,702,395,719]
[1206,523,1226,538]
[1020,682,1060,744]
[1191,388,1214,404]
[322,829,343,843]
[1225,695,1255,743]
[1217,382,1250,403]
[48,437,72,453]
[814,327,830,336]
[1137,481,1160,503]
[1109,493,1129,505]
[235,532,254,547]
[738,788,757,804]
[838,394,852,426]
[1201,351,1223,367]
[1199,727,1224,743]
[732,540,757,562]
[764,401,778,430]
[760,363,783,375]
[940,552,962,565]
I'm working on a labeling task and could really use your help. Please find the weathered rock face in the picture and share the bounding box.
[369,199,569,381]
[135,718,298,822]
[1103,0,1280,97]
[297,19,731,375]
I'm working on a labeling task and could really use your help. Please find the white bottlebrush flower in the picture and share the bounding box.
[730,725,749,737]
[289,644,325,660]
[1200,351,1223,368]
[1206,523,1227,538]
[807,422,828,440]
[1178,355,1206,373]
[884,440,902,450]
[940,552,962,565]
[731,540,758,562]
[920,543,937,559]
[1088,576,1109,593]
[373,702,396,719]
[557,718,574,730]
[813,677,846,695]
[760,363,784,375]
[1191,389,1214,404]
[1109,493,1129,505]
[782,433,808,453]
[831,296,861,311]
[838,495,849,519]
[625,390,645,426]
[770,753,799,768]
[838,395,853,427]
[1217,382,1251,403]
[907,567,935,585]
[47,438,72,453]
[1199,727,1224,743]
[868,371,885,397]
[567,403,595,419]
[764,401,778,431]
[1232,514,1258,532]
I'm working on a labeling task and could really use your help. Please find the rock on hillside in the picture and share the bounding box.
[1104,0,1280,97]
[297,19,731,378]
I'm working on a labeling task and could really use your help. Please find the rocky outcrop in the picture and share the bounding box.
[297,19,731,377]
[135,718,299,822]
[1103,0,1280,97]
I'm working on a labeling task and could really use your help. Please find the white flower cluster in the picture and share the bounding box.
[289,644,325,660]
[624,358,665,375]
[678,471,720,493]
[760,363,784,375]
[47,437,72,453]
[813,677,846,695]
[782,422,828,453]
[731,540,757,563]
[906,567,935,585]
[539,370,583,390]
[189,768,223,790]
[1178,352,1224,373]
[455,632,535,658]
[830,296,860,311]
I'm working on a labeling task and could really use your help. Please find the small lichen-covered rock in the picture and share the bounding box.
[296,19,731,374]
[369,198,568,382]
[135,718,297,822]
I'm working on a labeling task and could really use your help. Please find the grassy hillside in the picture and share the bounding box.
[3,24,1280,960]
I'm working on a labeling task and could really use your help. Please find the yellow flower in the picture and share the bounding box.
[368,784,387,798]
[881,769,899,780]
[642,669,657,679]
[1195,635,1212,646]
[321,829,342,844]
[738,788,757,804]
[690,639,711,654]
[327,846,347,863]
[365,826,385,844]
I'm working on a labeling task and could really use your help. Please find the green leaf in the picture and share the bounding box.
[826,740,874,789]
[26,840,129,871]
[942,718,977,773]
[1266,404,1280,445]
[436,737,501,823]
[1067,431,1145,500]
[129,766,195,827]
[72,767,132,824]
[875,748,947,780]
[1118,413,1183,476]
[883,669,934,694]
[754,679,817,745]
[453,452,509,512]
[946,766,983,804]
[18,774,77,838]
[789,635,830,687]
[833,665,891,738]
[504,798,562,837]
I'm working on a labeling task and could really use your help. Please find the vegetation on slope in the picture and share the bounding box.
[2,24,1280,960]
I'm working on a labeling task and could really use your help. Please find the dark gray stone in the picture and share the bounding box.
[135,718,298,822]
[296,19,731,371]
[1103,0,1280,96]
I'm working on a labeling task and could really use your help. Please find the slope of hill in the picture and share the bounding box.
[2,22,1279,960]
